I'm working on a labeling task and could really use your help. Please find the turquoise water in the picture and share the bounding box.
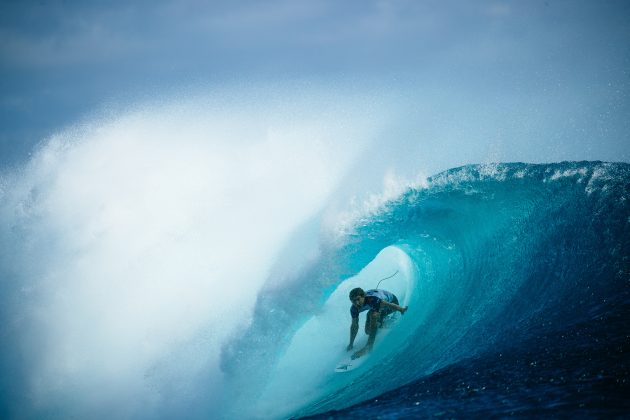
[1,159,627,419]
[221,161,629,418]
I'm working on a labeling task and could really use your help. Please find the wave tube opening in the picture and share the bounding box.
[245,246,418,419]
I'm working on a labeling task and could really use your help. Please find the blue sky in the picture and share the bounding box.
[2,0,629,167]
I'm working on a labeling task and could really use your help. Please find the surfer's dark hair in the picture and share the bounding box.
[349,288,365,300]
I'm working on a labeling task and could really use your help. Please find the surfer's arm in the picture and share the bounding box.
[347,317,359,350]
[380,300,408,314]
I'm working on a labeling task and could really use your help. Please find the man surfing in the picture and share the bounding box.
[347,287,408,359]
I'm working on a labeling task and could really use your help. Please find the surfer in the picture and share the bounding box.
[347,288,408,359]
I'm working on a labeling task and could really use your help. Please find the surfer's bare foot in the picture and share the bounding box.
[352,347,370,359]
[401,306,408,315]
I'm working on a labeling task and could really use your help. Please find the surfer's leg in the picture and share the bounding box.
[366,311,379,348]
[379,310,387,326]
[379,308,393,327]
[365,310,374,334]
[380,297,399,326]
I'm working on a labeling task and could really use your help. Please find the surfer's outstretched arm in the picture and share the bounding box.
[381,300,408,315]
[347,318,359,351]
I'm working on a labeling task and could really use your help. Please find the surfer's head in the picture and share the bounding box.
[349,288,365,307]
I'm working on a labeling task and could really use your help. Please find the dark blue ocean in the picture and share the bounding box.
[221,161,629,419]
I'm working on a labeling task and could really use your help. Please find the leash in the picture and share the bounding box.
[375,270,399,289]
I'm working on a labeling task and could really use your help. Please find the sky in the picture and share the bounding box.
[0,1,629,418]
[1,0,629,168]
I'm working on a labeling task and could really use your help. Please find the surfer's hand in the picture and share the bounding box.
[346,344,353,351]
[400,306,408,315]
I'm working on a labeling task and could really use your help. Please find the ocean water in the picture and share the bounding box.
[1,140,628,417]
[221,161,629,419]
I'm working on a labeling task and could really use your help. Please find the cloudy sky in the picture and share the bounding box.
[1,0,629,168]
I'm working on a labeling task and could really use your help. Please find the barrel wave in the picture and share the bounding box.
[221,161,629,419]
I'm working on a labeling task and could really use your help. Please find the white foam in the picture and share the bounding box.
[0,88,387,418]
[326,170,428,242]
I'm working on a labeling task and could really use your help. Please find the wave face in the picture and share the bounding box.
[221,161,629,418]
